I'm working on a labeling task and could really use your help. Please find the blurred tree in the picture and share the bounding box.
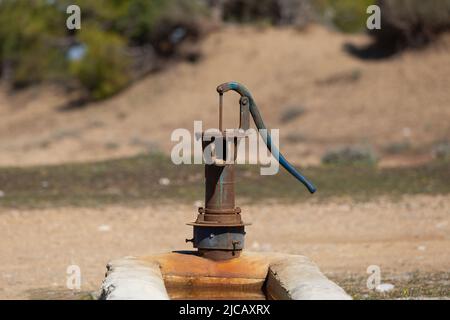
[314,0,375,33]
[0,0,207,100]
[69,27,130,100]
[222,0,281,24]
[371,0,450,50]
[118,0,169,45]
[0,0,66,86]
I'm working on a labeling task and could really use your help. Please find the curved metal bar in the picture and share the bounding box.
[217,81,317,194]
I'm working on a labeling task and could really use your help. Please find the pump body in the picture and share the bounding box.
[187,131,249,260]
[187,82,316,260]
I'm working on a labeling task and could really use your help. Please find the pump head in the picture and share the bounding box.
[187,82,316,260]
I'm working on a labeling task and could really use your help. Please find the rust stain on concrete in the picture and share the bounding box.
[141,252,271,299]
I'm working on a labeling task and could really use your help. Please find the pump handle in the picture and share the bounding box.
[216,81,316,194]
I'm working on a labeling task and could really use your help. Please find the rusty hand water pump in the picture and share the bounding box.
[186,82,316,260]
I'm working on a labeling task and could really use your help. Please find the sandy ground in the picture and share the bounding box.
[0,25,449,167]
[0,194,448,299]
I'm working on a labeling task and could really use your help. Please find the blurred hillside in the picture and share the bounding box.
[0,0,210,100]
[3,0,449,100]
[0,0,449,167]
[0,24,449,167]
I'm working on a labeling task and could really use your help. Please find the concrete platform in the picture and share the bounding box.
[99,251,351,300]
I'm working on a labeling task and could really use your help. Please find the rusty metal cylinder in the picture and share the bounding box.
[203,135,238,214]
[187,135,246,260]
[205,164,235,213]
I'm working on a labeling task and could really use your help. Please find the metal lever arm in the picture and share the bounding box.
[216,81,316,193]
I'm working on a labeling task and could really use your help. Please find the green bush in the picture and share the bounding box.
[222,0,281,24]
[383,141,411,155]
[322,145,378,166]
[69,28,130,100]
[371,0,450,49]
[123,0,207,46]
[147,0,207,57]
[0,0,66,87]
[432,141,450,161]
[314,0,375,33]
[0,0,207,101]
[125,0,167,44]
[280,106,305,124]
[221,0,315,27]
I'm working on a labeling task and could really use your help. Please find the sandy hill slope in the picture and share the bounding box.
[0,25,449,167]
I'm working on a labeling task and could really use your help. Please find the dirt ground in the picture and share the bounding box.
[0,194,448,299]
[0,25,449,167]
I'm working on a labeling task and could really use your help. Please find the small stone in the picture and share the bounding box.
[41,181,49,188]
[338,204,351,212]
[251,241,260,250]
[417,245,426,251]
[435,221,448,229]
[402,127,412,138]
[0,190,4,198]
[375,283,394,293]
[98,224,111,232]
[158,177,170,186]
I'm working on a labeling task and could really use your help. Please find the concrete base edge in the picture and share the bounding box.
[99,252,351,300]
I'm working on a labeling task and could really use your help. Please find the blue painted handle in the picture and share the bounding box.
[217,82,316,194]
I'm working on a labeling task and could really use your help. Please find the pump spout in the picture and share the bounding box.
[217,81,316,194]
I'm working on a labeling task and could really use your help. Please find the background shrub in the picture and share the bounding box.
[432,141,450,161]
[222,0,315,27]
[0,0,66,87]
[69,28,130,100]
[222,0,282,24]
[280,105,306,124]
[148,0,207,57]
[322,145,378,166]
[0,0,207,100]
[314,0,375,33]
[1,0,449,101]
[370,0,450,50]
